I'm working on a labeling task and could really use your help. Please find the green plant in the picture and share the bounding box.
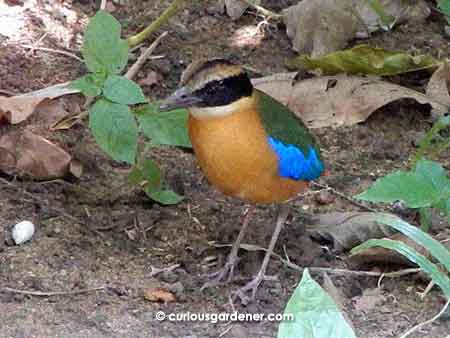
[352,213,450,299]
[71,11,190,205]
[278,269,356,338]
[438,0,450,24]
[357,115,450,231]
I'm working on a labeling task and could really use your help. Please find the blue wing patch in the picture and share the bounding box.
[268,137,324,181]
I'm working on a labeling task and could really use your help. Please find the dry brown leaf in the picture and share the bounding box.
[225,0,259,20]
[426,62,450,118]
[282,0,430,56]
[143,287,176,303]
[349,233,431,267]
[308,212,396,252]
[0,82,80,124]
[0,130,72,179]
[282,0,360,57]
[352,288,386,313]
[252,73,449,128]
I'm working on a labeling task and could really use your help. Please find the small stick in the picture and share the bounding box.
[20,45,83,62]
[125,31,168,80]
[127,0,184,48]
[398,299,450,338]
[100,0,107,10]
[0,286,105,297]
[311,181,377,212]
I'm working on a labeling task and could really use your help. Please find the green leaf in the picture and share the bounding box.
[141,158,162,193]
[89,99,138,164]
[370,213,450,274]
[147,189,184,205]
[136,104,191,148]
[82,10,129,75]
[278,269,356,338]
[103,75,146,104]
[352,238,450,299]
[357,160,450,208]
[438,0,450,23]
[286,45,440,76]
[128,166,145,185]
[71,74,103,97]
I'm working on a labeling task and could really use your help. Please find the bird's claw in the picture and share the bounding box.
[232,272,278,305]
[201,258,239,290]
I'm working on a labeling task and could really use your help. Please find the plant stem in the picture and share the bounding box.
[419,207,432,232]
[127,0,184,48]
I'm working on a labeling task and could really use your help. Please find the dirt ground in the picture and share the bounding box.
[1,1,450,337]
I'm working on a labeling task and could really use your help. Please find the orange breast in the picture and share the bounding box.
[187,104,308,204]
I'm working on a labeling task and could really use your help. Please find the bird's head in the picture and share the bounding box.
[159,59,254,118]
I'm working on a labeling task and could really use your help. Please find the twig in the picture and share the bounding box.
[127,0,184,48]
[398,299,450,338]
[26,32,48,56]
[125,31,168,80]
[242,0,283,20]
[148,263,180,277]
[311,181,377,212]
[20,45,83,62]
[0,286,105,297]
[212,242,421,278]
[100,0,107,10]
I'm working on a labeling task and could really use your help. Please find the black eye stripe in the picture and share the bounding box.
[193,73,253,107]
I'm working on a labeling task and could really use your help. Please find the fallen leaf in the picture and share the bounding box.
[143,287,176,303]
[0,130,72,179]
[225,0,260,20]
[0,82,80,124]
[426,62,450,115]
[252,73,449,128]
[352,288,386,313]
[287,45,440,76]
[282,0,430,57]
[349,233,431,266]
[282,0,360,57]
[308,212,396,252]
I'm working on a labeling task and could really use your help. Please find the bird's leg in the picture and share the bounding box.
[233,204,289,304]
[201,206,255,290]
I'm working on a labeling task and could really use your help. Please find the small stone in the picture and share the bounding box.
[315,190,336,205]
[11,220,35,245]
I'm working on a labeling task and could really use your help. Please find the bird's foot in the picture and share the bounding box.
[232,271,278,305]
[201,257,239,290]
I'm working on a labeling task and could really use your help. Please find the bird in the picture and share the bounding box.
[159,59,325,303]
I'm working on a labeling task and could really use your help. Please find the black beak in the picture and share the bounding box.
[159,87,203,112]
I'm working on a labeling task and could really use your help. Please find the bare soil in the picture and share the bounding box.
[1,1,450,338]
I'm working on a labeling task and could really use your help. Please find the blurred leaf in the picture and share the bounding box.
[287,45,440,76]
[137,104,191,148]
[71,74,103,97]
[357,160,450,208]
[352,238,450,299]
[148,189,184,205]
[128,166,145,185]
[82,10,129,75]
[89,99,137,164]
[371,213,450,273]
[366,0,395,29]
[438,0,450,23]
[278,269,357,338]
[103,75,146,104]
[141,158,162,193]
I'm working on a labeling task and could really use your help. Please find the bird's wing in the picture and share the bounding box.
[255,89,321,157]
[255,89,324,180]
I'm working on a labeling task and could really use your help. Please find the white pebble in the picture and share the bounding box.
[12,220,35,245]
